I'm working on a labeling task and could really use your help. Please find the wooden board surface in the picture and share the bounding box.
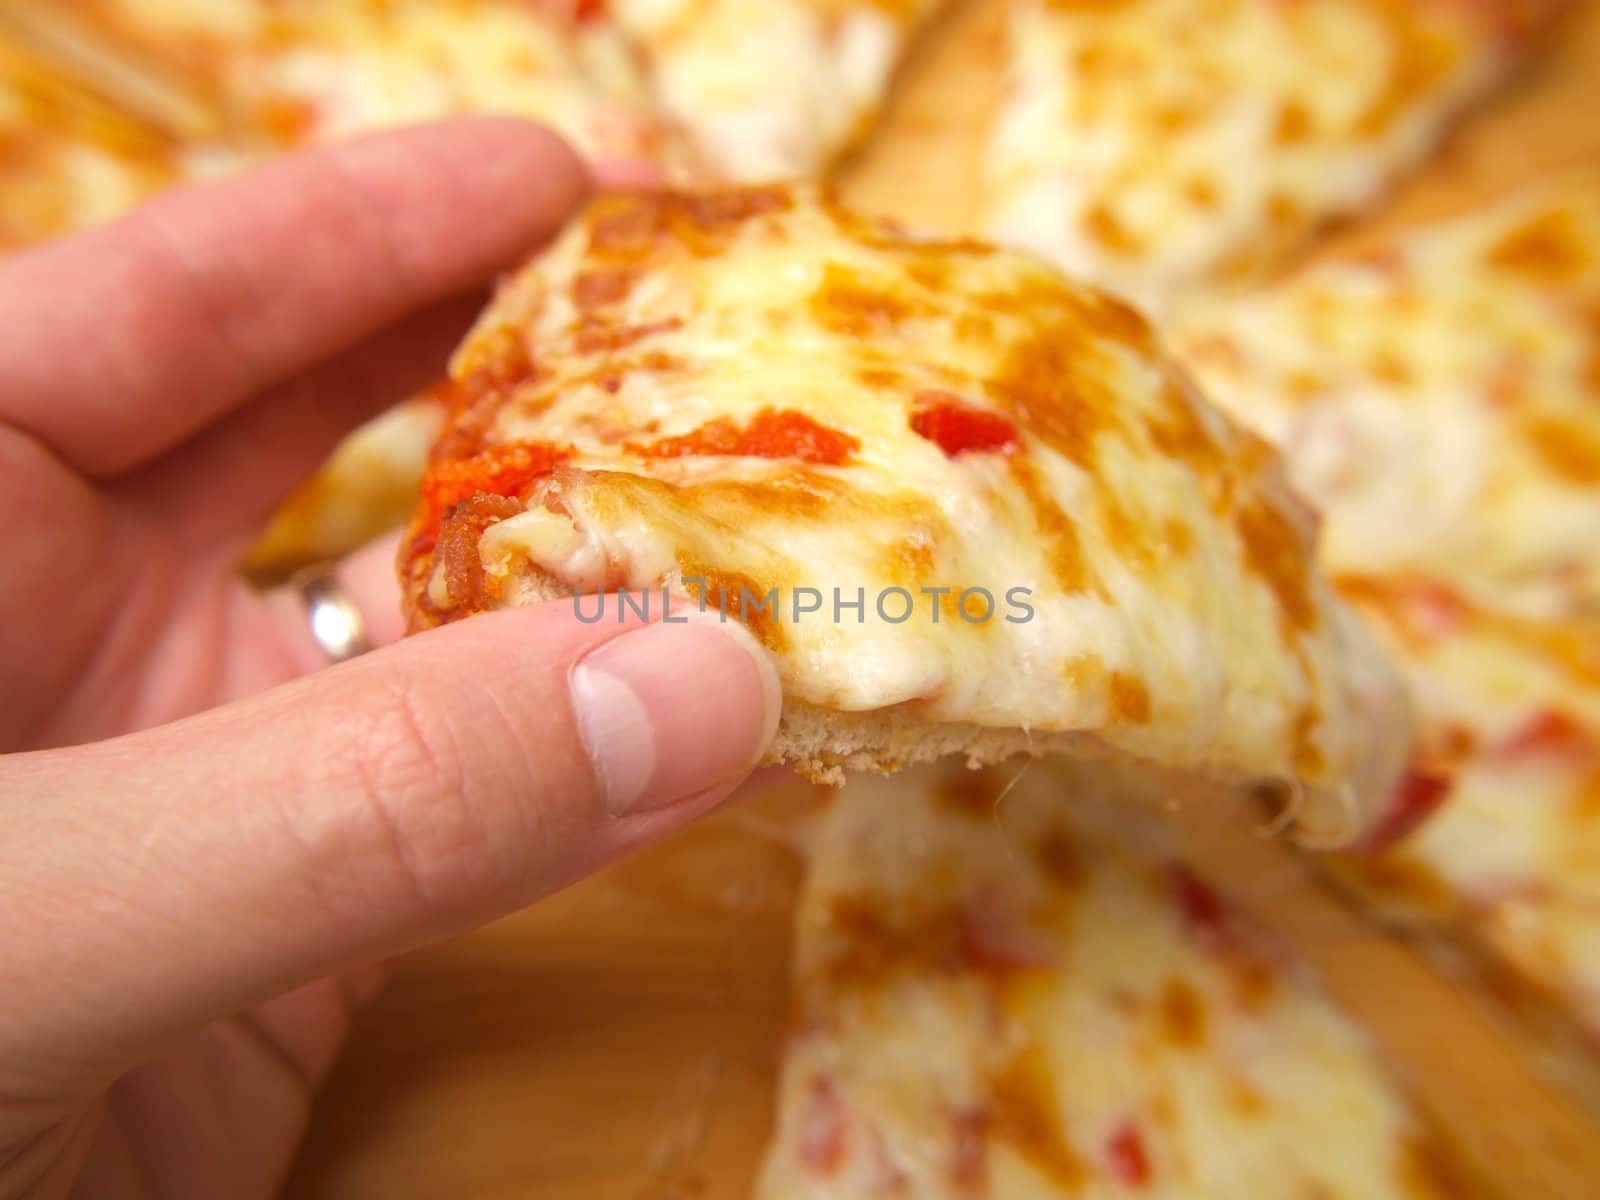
[284,3,1600,1196]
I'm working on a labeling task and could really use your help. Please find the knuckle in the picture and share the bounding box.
[298,668,509,914]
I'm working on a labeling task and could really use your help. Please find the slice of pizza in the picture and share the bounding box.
[1174,171,1600,618]
[1329,576,1600,1094]
[757,761,1480,1198]
[0,32,189,249]
[608,0,948,180]
[243,388,451,576]
[50,0,688,177]
[982,0,1568,313]
[399,183,1415,846]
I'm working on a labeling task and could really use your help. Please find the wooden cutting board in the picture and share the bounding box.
[284,3,1600,1196]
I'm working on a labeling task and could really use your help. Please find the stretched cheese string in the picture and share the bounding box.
[1289,782,1362,850]
[1255,775,1305,839]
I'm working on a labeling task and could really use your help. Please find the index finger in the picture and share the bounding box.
[0,118,589,479]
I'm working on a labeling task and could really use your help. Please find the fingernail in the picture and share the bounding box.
[570,617,781,816]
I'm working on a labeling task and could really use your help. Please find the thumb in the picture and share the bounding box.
[0,600,779,1092]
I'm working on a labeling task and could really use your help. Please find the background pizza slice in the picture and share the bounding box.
[47,0,689,176]
[758,761,1481,1198]
[1171,171,1600,1104]
[982,0,1570,313]
[608,0,950,182]
[0,0,701,572]
[401,183,1415,846]
[0,29,202,250]
[1329,577,1600,1107]
[1174,170,1600,620]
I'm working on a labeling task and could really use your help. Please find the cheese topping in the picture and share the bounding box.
[1334,577,1600,1045]
[403,184,1412,840]
[758,763,1470,1199]
[0,37,180,249]
[609,0,947,179]
[983,0,1564,312]
[1175,171,1600,618]
[55,0,685,171]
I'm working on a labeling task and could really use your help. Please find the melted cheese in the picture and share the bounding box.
[758,762,1469,1199]
[983,0,1559,313]
[0,37,179,248]
[1174,172,1600,618]
[404,184,1412,842]
[1334,579,1600,1045]
[609,0,946,179]
[244,393,448,575]
[57,0,685,170]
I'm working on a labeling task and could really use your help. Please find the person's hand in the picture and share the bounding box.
[0,119,780,1200]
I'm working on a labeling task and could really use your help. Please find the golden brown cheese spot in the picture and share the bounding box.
[1486,210,1587,281]
[1147,379,1228,480]
[632,407,860,466]
[956,311,998,343]
[1569,767,1600,824]
[1236,495,1316,632]
[1108,671,1153,724]
[1163,519,1195,557]
[1061,653,1109,697]
[571,316,684,357]
[569,350,690,402]
[572,265,641,310]
[1292,703,1328,778]
[1186,175,1221,210]
[1008,457,1095,595]
[1356,11,1458,136]
[1229,956,1278,1013]
[1101,493,1158,570]
[1153,104,1198,132]
[992,329,1115,472]
[1286,369,1327,401]
[677,562,786,650]
[818,894,961,991]
[1227,1078,1266,1119]
[441,326,542,455]
[585,185,794,260]
[1266,192,1303,232]
[905,258,950,292]
[1524,414,1600,484]
[856,365,903,390]
[258,96,318,146]
[1274,99,1313,144]
[679,472,846,524]
[1083,203,1144,255]
[879,522,941,582]
[1158,976,1208,1048]
[986,1045,1087,1190]
[810,263,928,337]
[1585,310,1600,394]
[1371,347,1415,385]
[1493,614,1600,689]
[818,892,1047,993]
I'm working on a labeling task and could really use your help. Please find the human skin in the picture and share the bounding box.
[0,118,780,1199]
